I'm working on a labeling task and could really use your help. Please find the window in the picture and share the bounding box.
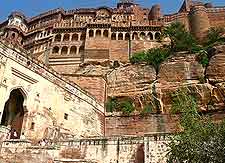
[111,33,116,40]
[64,113,68,120]
[30,122,35,130]
[96,30,101,37]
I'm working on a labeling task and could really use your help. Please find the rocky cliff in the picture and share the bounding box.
[71,45,225,115]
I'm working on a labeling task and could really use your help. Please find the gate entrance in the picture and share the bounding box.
[1,89,25,138]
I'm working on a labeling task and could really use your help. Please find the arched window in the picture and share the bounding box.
[140,32,146,40]
[89,30,94,37]
[147,32,154,40]
[118,33,123,40]
[55,34,61,42]
[103,30,109,37]
[80,33,86,41]
[11,33,16,39]
[61,46,68,55]
[132,32,138,40]
[111,33,116,40]
[79,46,84,53]
[52,46,59,54]
[70,46,77,54]
[125,33,130,40]
[72,33,79,41]
[1,89,26,139]
[155,32,161,40]
[63,34,70,41]
[96,30,101,37]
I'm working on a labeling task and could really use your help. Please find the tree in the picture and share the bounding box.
[163,22,197,52]
[167,89,225,163]
[204,27,225,49]
[130,48,170,74]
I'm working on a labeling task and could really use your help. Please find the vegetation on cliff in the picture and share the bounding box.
[167,89,225,162]
[106,97,135,115]
[130,22,225,69]
[130,48,170,74]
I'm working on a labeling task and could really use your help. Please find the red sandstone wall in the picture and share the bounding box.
[105,114,178,136]
[207,11,225,28]
[69,76,106,104]
[85,37,111,60]
[110,40,129,62]
[105,112,225,137]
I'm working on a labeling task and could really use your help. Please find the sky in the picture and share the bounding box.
[0,0,224,22]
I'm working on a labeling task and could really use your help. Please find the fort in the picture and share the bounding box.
[0,0,225,162]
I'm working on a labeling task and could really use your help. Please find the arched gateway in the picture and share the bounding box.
[1,88,26,139]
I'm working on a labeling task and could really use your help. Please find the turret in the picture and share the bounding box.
[117,0,135,9]
[148,4,161,20]
[189,5,210,41]
[4,11,28,45]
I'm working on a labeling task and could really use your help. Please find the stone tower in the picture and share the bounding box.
[189,4,210,41]
[148,4,162,20]
[3,12,28,46]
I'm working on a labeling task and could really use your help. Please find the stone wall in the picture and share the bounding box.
[0,134,170,163]
[68,76,106,104]
[105,113,178,137]
[0,41,104,141]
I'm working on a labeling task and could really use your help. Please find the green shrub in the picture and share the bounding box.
[130,48,171,74]
[167,89,225,162]
[204,27,225,48]
[141,104,153,116]
[196,50,209,67]
[163,22,197,52]
[120,100,135,115]
[106,97,119,112]
[106,97,135,114]
[130,51,146,64]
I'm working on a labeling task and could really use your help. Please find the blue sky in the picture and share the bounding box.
[0,0,224,22]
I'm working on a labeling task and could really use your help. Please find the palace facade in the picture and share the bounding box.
[0,0,224,75]
[0,1,225,162]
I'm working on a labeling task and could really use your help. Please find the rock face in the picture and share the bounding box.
[207,45,225,83]
[68,45,225,136]
[107,64,156,97]
[73,47,225,113]
[159,53,204,82]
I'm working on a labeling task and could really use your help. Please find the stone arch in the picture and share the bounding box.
[155,32,161,40]
[132,32,138,40]
[111,33,116,40]
[1,88,28,139]
[147,32,154,40]
[135,144,145,163]
[80,33,86,41]
[96,30,101,37]
[89,30,94,37]
[70,46,77,54]
[118,33,123,40]
[52,46,59,54]
[55,34,61,42]
[72,33,79,41]
[63,34,70,41]
[140,32,146,40]
[61,46,68,55]
[125,33,130,40]
[103,30,109,37]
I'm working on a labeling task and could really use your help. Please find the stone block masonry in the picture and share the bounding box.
[0,134,170,163]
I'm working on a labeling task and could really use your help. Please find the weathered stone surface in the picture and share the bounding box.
[207,45,225,83]
[107,64,156,97]
[105,113,178,136]
[159,53,204,82]
[0,135,169,163]
[157,83,212,113]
